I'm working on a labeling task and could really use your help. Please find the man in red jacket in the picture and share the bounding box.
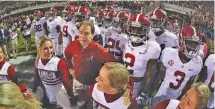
[65,20,116,106]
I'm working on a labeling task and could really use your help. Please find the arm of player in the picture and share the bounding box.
[93,34,103,46]
[196,66,207,83]
[178,75,197,100]
[58,60,75,99]
[32,67,41,92]
[100,47,116,63]
[148,62,166,98]
[43,22,49,36]
[30,22,35,33]
[56,25,61,33]
[141,59,158,95]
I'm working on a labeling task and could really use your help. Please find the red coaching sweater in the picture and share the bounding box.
[65,40,116,85]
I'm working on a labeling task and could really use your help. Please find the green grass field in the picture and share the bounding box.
[16,28,37,56]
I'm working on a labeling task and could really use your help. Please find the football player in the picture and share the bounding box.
[31,10,49,45]
[58,5,78,57]
[123,13,161,99]
[148,8,179,50]
[152,25,203,106]
[105,11,130,62]
[46,7,61,56]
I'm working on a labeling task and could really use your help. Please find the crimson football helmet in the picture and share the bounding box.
[150,8,167,32]
[103,10,115,28]
[62,5,76,21]
[113,11,130,32]
[179,25,200,58]
[46,7,57,20]
[74,6,90,25]
[105,5,114,12]
[128,13,151,44]
[95,9,106,26]
[34,10,42,21]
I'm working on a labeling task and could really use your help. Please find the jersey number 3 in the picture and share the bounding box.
[169,71,186,89]
[124,53,135,75]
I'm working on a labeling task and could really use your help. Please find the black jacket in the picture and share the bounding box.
[0,28,10,45]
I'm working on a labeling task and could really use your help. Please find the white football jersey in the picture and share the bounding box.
[31,17,47,37]
[105,29,128,61]
[61,20,78,44]
[100,26,111,47]
[94,24,101,36]
[204,54,214,85]
[148,30,179,48]
[123,40,161,77]
[155,47,203,99]
[47,18,60,39]
[92,83,131,109]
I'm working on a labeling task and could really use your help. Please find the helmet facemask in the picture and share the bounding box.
[74,13,89,26]
[34,14,41,21]
[112,18,124,33]
[46,11,56,21]
[62,11,72,21]
[96,16,103,27]
[181,37,200,58]
[151,18,166,32]
[104,16,113,28]
[128,22,150,45]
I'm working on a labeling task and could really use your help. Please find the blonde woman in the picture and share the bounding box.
[79,62,139,109]
[32,36,76,108]
[0,81,41,109]
[152,82,211,109]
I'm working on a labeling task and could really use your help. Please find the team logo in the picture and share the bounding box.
[168,60,174,66]
[87,55,94,61]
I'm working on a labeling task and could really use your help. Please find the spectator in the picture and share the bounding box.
[0,81,41,109]
[0,22,10,59]
[20,19,31,52]
[8,23,18,58]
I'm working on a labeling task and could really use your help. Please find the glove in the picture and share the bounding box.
[136,93,151,107]
[69,96,77,106]
[32,86,37,93]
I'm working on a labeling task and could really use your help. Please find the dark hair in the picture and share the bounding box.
[79,20,95,35]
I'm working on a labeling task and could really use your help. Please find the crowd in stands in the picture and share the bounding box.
[0,1,213,40]
[163,1,214,40]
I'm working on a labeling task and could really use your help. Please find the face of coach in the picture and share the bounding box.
[78,20,95,48]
